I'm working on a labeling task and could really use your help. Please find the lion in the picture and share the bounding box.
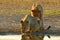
[20,15,30,33]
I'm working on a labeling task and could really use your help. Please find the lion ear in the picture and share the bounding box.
[20,20,23,23]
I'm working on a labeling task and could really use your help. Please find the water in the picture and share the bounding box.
[0,35,60,40]
[44,36,60,40]
[0,35,22,40]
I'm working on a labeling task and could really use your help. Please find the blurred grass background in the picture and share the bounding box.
[0,0,60,33]
[0,0,60,14]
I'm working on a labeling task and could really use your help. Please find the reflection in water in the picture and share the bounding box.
[0,35,60,40]
[21,34,44,40]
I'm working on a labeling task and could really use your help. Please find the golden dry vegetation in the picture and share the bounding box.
[0,0,60,14]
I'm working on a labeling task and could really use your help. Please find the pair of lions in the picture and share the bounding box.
[19,4,49,40]
[20,15,51,40]
[20,14,44,40]
[20,14,44,33]
[19,4,51,40]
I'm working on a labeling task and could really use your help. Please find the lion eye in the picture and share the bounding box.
[20,20,23,23]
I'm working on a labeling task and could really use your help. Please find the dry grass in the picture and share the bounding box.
[0,0,60,15]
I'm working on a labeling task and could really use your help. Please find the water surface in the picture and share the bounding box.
[0,35,60,40]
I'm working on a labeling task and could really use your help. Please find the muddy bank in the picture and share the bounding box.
[0,14,60,33]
